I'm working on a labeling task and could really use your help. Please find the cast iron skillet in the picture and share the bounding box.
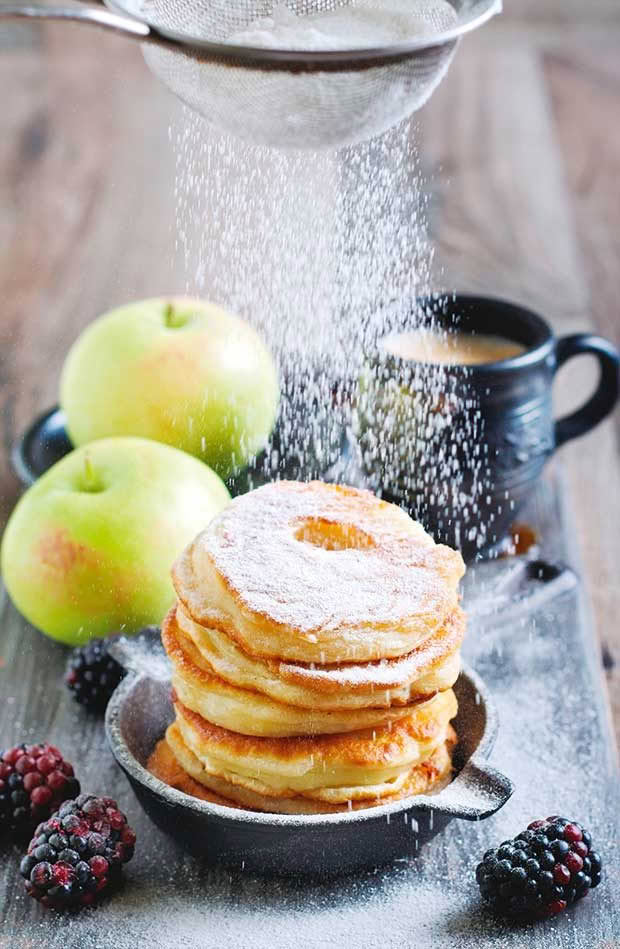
[105,663,512,876]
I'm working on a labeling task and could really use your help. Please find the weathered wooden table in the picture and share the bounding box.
[1,0,618,745]
[0,473,618,947]
[0,0,619,945]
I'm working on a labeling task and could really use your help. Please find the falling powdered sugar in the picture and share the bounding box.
[171,111,494,552]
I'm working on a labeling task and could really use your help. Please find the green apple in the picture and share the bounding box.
[60,297,279,479]
[0,437,230,645]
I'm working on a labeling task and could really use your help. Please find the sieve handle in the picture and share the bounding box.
[0,3,152,40]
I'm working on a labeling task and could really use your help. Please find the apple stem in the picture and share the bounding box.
[163,301,189,329]
[163,302,175,328]
[82,454,101,493]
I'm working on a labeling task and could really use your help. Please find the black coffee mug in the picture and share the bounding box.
[354,294,620,561]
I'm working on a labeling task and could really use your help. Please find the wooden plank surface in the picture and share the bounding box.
[419,19,620,755]
[0,5,619,946]
[0,473,618,947]
[0,3,619,741]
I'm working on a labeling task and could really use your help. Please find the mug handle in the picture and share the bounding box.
[554,333,620,448]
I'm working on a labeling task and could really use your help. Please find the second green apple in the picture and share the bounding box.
[60,298,279,479]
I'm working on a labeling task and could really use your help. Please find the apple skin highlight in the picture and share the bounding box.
[0,437,230,646]
[59,297,279,480]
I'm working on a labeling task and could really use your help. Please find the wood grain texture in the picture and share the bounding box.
[544,40,620,754]
[419,20,620,756]
[0,474,617,947]
[0,25,182,527]
[0,4,619,737]
[0,9,619,943]
[503,0,620,22]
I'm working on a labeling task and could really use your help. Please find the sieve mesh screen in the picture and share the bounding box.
[103,0,500,148]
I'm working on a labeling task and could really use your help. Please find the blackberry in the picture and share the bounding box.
[0,744,80,838]
[65,636,126,713]
[21,793,136,910]
[476,817,603,920]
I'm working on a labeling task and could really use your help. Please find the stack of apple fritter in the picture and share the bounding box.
[149,480,465,814]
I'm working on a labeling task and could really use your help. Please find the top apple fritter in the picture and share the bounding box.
[172,480,465,664]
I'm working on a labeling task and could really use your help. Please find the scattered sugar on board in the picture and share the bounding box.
[8,582,619,947]
[28,67,605,949]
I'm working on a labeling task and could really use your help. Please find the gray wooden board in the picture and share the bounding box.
[0,468,618,948]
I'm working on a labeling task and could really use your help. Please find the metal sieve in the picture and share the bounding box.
[1,0,501,148]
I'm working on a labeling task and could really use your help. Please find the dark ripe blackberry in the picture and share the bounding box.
[510,867,528,888]
[0,744,80,838]
[524,857,540,876]
[540,850,555,870]
[515,830,536,845]
[510,849,528,867]
[573,871,588,890]
[497,844,514,861]
[58,849,80,866]
[34,844,55,862]
[479,875,495,897]
[49,832,69,851]
[21,793,136,911]
[565,887,577,905]
[532,833,550,853]
[495,859,512,881]
[20,855,37,878]
[539,870,554,892]
[31,862,53,889]
[551,839,570,859]
[509,895,527,914]
[476,817,603,920]
[589,851,602,874]
[65,635,127,713]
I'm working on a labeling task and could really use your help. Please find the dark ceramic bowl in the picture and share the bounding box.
[105,664,512,876]
[12,406,72,487]
[12,405,346,492]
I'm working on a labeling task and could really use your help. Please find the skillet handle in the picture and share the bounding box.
[432,757,513,820]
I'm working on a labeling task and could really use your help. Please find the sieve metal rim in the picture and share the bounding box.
[103,0,502,68]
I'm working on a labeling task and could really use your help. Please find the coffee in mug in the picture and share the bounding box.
[381,328,525,366]
[354,295,619,560]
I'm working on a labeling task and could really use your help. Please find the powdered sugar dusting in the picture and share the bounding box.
[229,0,458,51]
[281,610,463,689]
[196,481,464,637]
[4,486,617,947]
